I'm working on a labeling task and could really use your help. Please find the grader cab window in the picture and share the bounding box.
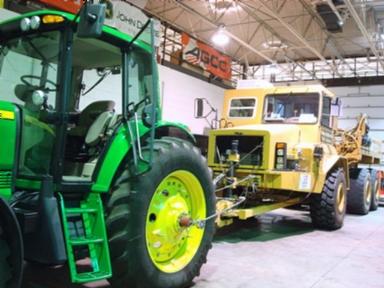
[228,98,257,118]
[321,96,331,127]
[264,93,319,124]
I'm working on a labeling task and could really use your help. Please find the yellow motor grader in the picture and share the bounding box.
[198,85,382,230]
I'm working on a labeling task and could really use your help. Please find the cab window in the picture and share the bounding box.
[228,98,257,118]
[321,96,331,127]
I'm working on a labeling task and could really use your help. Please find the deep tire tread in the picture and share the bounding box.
[106,137,215,288]
[347,168,371,215]
[310,168,346,230]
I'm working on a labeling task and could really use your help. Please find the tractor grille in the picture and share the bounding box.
[215,135,264,166]
[0,170,12,188]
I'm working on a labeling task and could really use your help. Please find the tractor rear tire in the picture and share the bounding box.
[347,168,371,215]
[310,168,347,230]
[106,137,215,288]
[0,238,11,288]
[370,170,380,211]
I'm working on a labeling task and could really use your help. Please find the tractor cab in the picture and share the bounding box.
[0,9,156,189]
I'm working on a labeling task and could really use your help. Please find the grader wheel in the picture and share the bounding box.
[370,169,380,211]
[347,168,371,215]
[310,168,347,230]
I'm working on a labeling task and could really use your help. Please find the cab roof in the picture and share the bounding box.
[0,9,152,53]
[269,85,335,98]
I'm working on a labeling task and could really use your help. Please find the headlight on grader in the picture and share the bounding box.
[275,142,287,170]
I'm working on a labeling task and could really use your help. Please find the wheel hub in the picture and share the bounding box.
[364,181,371,205]
[336,182,345,214]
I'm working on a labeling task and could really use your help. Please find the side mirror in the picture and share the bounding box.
[142,104,158,128]
[78,3,106,38]
[331,97,342,117]
[194,98,205,118]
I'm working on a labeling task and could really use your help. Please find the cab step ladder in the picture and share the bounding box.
[59,193,112,283]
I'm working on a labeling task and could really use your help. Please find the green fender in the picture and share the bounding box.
[92,120,195,193]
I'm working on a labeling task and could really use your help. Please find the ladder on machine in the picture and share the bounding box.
[59,192,112,283]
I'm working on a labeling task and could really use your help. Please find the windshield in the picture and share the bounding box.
[264,93,319,124]
[0,31,59,108]
[0,31,60,176]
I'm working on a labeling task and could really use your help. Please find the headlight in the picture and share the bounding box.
[30,16,41,30]
[275,142,287,170]
[20,18,31,32]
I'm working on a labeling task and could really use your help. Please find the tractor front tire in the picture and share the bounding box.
[370,170,380,211]
[347,168,371,215]
[0,199,23,288]
[310,168,347,230]
[106,137,215,288]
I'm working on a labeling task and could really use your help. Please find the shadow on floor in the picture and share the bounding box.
[22,261,109,288]
[214,209,315,243]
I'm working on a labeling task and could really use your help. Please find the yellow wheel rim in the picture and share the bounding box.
[336,182,345,213]
[145,170,206,273]
[374,179,380,201]
[364,180,371,205]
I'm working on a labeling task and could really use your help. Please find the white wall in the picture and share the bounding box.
[328,85,384,142]
[159,65,224,135]
[80,65,225,135]
[0,8,18,21]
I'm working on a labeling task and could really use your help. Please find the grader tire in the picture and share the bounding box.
[370,170,380,211]
[310,168,347,230]
[347,168,371,215]
[106,137,215,288]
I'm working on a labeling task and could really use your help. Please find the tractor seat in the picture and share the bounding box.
[85,111,115,147]
[69,101,115,138]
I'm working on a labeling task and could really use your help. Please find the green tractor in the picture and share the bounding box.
[0,3,215,288]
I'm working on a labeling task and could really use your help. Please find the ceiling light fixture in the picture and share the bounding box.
[208,0,240,13]
[212,25,230,46]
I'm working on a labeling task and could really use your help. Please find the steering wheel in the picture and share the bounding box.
[20,75,57,92]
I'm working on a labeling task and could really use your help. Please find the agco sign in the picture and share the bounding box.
[37,0,82,13]
[182,33,232,81]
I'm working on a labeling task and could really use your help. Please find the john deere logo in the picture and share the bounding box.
[117,12,145,29]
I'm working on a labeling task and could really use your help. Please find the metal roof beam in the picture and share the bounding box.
[172,0,276,64]
[298,0,356,75]
[254,0,342,76]
[343,0,384,70]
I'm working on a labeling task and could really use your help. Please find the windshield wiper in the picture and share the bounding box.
[82,70,112,96]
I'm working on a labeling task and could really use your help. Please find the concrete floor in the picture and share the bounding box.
[22,206,384,288]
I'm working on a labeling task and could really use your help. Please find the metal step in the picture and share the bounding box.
[59,193,112,283]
